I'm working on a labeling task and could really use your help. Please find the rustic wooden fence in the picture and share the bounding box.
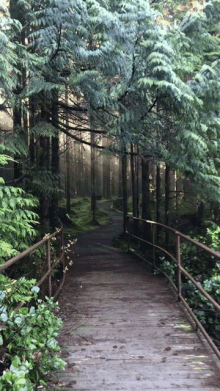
[0,227,65,306]
[126,216,220,359]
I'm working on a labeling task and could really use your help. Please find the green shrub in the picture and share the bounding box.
[0,146,66,389]
[0,284,65,390]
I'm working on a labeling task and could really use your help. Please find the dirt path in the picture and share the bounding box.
[57,202,220,390]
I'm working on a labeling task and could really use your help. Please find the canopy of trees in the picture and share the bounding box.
[1,0,220,233]
[1,0,220,388]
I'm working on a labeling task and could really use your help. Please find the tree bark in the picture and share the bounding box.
[40,106,50,228]
[91,125,96,222]
[156,164,161,241]
[142,158,151,240]
[13,103,22,181]
[65,87,71,213]
[136,145,139,219]
[102,137,111,199]
[10,0,22,181]
[118,156,123,197]
[29,97,36,163]
[165,162,170,247]
[50,94,60,229]
[130,143,137,218]
[122,152,128,234]
[142,158,151,221]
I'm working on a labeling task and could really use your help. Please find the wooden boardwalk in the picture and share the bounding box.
[57,203,220,390]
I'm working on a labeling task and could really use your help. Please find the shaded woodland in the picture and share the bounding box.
[1,0,220,388]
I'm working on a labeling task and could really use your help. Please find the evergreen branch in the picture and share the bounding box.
[57,102,88,112]
[58,124,150,157]
[56,123,105,149]
[5,175,26,185]
[147,97,158,114]
[52,118,107,134]
[50,23,62,62]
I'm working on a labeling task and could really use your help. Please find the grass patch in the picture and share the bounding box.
[97,197,112,204]
[59,197,111,238]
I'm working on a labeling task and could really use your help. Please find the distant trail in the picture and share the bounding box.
[57,201,220,391]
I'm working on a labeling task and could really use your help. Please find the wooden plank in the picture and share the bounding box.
[57,208,220,390]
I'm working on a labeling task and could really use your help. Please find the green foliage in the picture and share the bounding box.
[0,285,65,390]
[156,257,176,282]
[181,221,220,277]
[3,0,220,207]
[0,14,21,107]
[0,276,36,306]
[183,276,220,346]
[0,146,65,389]
[0,146,39,260]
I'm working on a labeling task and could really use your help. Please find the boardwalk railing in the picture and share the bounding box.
[0,227,65,304]
[126,216,220,360]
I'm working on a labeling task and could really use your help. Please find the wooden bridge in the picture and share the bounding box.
[57,203,220,391]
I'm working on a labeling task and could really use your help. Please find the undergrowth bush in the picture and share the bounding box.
[0,146,66,389]
[0,284,65,391]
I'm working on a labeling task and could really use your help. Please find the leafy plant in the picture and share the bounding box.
[0,286,66,390]
[156,256,176,283]
[0,147,66,388]
[0,145,39,261]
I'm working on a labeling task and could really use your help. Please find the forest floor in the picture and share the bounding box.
[54,202,220,391]
[59,197,111,238]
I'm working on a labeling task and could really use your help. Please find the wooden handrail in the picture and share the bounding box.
[0,227,66,299]
[129,216,220,259]
[126,215,220,359]
[0,229,60,273]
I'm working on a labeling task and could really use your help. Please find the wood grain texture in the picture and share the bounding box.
[57,203,220,390]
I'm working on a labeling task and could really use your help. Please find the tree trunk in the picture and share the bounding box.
[165,163,170,247]
[142,157,151,240]
[50,94,60,229]
[10,0,23,181]
[142,158,151,221]
[106,158,111,199]
[118,155,123,197]
[21,30,28,146]
[102,137,111,199]
[91,128,96,222]
[122,152,127,234]
[156,164,161,241]
[130,143,137,218]
[111,159,116,198]
[65,87,71,213]
[13,103,22,181]
[136,146,139,219]
[96,149,101,197]
[29,97,36,163]
[39,107,50,229]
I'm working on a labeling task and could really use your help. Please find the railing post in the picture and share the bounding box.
[47,239,52,297]
[176,234,181,302]
[152,224,155,267]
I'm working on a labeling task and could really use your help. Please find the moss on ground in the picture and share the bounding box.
[59,197,111,238]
